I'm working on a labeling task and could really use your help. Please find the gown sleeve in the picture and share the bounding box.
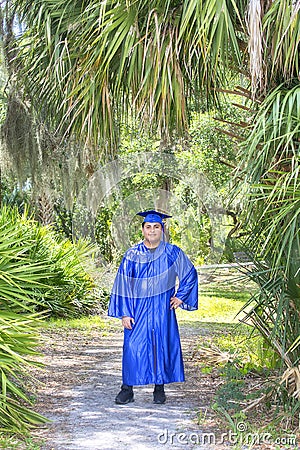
[174,247,198,311]
[108,252,135,319]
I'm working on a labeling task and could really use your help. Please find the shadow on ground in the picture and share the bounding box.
[33,319,220,450]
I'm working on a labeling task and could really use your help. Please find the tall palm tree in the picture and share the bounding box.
[9,0,300,399]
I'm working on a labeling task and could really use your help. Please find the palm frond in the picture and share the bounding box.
[263,0,300,88]
[237,248,300,368]
[12,0,246,146]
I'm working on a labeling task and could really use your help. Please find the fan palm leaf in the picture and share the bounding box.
[236,84,300,268]
[12,0,245,147]
[0,248,50,429]
[9,0,299,147]
[263,0,300,88]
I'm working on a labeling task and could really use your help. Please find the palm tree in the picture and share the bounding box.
[10,0,246,147]
[8,0,300,400]
[232,1,300,402]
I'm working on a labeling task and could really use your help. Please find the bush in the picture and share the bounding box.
[0,205,101,433]
[0,206,98,317]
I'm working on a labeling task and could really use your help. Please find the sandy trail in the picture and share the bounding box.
[32,319,218,450]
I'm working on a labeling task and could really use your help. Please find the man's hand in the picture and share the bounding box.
[122,316,135,329]
[170,297,183,309]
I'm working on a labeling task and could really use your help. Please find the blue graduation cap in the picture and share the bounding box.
[137,210,172,226]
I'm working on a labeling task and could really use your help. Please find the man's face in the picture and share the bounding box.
[142,222,163,247]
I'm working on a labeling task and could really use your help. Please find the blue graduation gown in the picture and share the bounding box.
[108,241,198,386]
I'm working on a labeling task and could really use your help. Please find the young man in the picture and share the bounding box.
[108,210,198,405]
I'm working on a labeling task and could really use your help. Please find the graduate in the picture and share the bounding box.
[108,210,198,404]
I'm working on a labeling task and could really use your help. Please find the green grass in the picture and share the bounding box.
[43,314,118,335]
[0,434,44,450]
[42,284,252,331]
[177,284,252,324]
[177,283,279,372]
[0,434,19,449]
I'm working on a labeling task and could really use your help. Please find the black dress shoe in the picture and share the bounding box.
[153,384,166,404]
[115,384,134,404]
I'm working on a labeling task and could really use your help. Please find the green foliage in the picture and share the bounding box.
[0,205,103,434]
[53,197,73,240]
[230,83,300,408]
[215,364,247,412]
[0,432,44,449]
[12,0,245,147]
[238,84,300,267]
[95,206,115,263]
[91,107,238,265]
[235,250,300,369]
[187,110,239,190]
[29,229,97,317]
[0,206,98,317]
[0,211,51,432]
[119,122,160,155]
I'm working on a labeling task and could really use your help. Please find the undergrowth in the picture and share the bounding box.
[186,282,300,448]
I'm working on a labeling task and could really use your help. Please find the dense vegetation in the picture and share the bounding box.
[0,0,298,438]
[0,206,99,432]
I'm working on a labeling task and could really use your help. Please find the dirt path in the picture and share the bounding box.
[32,318,219,450]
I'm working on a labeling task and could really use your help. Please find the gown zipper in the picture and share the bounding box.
[152,328,157,376]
